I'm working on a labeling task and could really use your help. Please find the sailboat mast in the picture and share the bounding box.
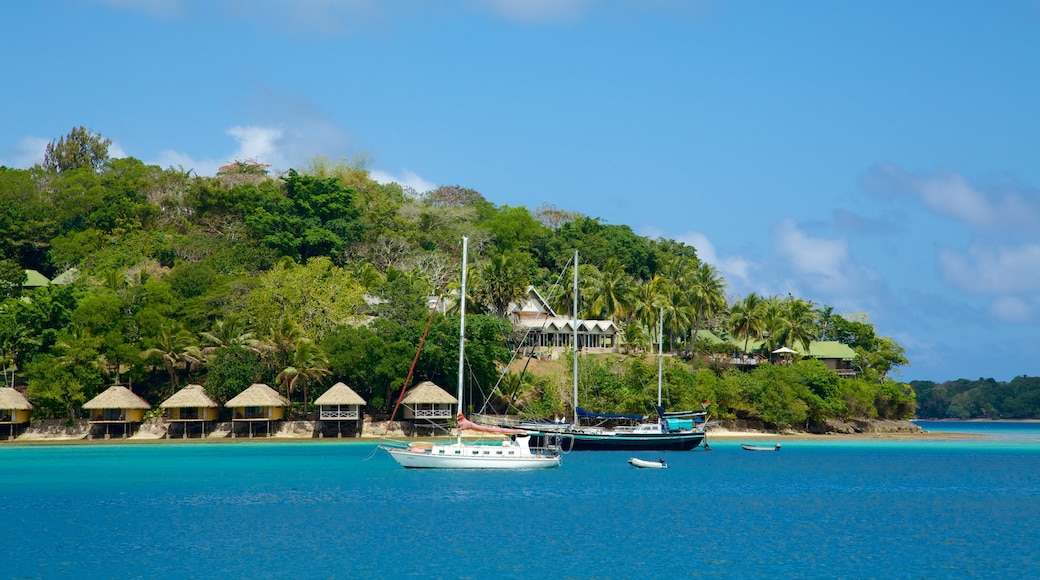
[457,236,468,443]
[573,250,579,426]
[658,306,664,407]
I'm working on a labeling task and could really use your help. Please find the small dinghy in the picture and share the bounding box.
[628,457,668,469]
[741,443,781,452]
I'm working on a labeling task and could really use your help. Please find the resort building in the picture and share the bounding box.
[225,383,289,438]
[314,382,366,438]
[159,384,219,438]
[400,380,457,435]
[82,385,151,439]
[798,341,860,378]
[508,286,618,354]
[0,387,32,440]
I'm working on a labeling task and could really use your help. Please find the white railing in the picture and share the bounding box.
[320,409,359,419]
[413,409,452,418]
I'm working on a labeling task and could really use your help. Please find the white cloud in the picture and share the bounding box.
[773,219,849,289]
[2,136,128,169]
[672,231,752,283]
[938,242,1040,295]
[370,169,436,194]
[864,164,1040,231]
[151,125,285,176]
[989,296,1034,323]
[1,136,48,168]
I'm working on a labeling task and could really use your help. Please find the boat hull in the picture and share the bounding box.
[382,445,562,469]
[741,443,781,452]
[629,457,668,469]
[531,430,704,451]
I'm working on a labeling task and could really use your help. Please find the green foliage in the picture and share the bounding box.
[242,256,365,342]
[42,126,111,173]
[204,348,266,405]
[912,376,1040,419]
[2,131,922,424]
[246,169,363,261]
[0,259,26,298]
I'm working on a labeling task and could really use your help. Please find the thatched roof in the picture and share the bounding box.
[0,387,32,410]
[402,381,458,405]
[225,383,289,408]
[83,385,151,410]
[314,382,366,406]
[160,384,219,409]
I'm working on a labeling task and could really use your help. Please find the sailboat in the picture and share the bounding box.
[380,237,562,469]
[521,251,707,451]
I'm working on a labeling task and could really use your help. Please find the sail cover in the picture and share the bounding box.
[576,407,643,421]
[457,413,526,435]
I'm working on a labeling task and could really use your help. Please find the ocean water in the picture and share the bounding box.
[2,423,1039,579]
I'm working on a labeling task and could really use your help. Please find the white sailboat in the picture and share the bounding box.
[381,237,562,469]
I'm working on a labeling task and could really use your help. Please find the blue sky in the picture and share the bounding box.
[3,0,1039,383]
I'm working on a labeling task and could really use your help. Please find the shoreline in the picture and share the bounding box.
[0,424,990,447]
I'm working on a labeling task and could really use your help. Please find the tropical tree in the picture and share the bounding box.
[687,262,727,354]
[632,276,671,351]
[41,126,111,173]
[199,315,261,356]
[469,251,530,317]
[276,339,331,413]
[730,292,766,354]
[585,257,635,322]
[140,323,197,395]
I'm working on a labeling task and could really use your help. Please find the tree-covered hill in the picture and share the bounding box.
[912,376,1040,419]
[0,127,917,429]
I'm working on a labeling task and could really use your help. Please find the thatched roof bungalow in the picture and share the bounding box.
[314,382,366,438]
[83,385,151,439]
[400,380,457,421]
[225,383,289,438]
[0,387,32,439]
[160,384,219,438]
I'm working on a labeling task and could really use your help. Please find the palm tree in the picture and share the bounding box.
[781,297,819,353]
[260,317,305,373]
[199,315,261,356]
[729,292,766,354]
[276,339,331,415]
[816,304,836,341]
[471,252,529,317]
[140,323,197,396]
[586,258,635,322]
[687,262,727,355]
[632,276,671,352]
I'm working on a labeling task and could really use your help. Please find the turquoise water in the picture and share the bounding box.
[2,423,1039,579]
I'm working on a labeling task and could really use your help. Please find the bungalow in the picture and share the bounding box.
[82,385,151,439]
[508,286,618,355]
[314,382,366,438]
[159,384,219,438]
[400,380,457,435]
[0,387,32,440]
[799,341,860,377]
[225,383,289,438]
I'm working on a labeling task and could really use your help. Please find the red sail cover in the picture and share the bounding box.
[456,413,525,435]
